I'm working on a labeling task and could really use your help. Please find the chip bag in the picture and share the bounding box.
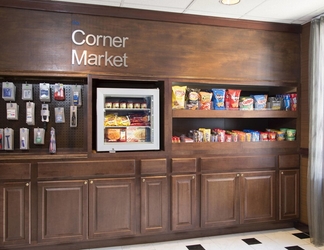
[172,86,187,109]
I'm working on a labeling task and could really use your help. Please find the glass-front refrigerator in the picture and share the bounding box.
[96,88,160,152]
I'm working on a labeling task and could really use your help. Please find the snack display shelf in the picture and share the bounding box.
[172,109,298,118]
[171,140,298,151]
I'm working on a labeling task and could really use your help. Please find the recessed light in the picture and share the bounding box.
[220,0,240,5]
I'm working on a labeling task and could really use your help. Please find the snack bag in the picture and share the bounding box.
[199,91,212,110]
[186,88,200,110]
[290,93,297,111]
[239,97,254,110]
[227,89,241,109]
[253,95,267,110]
[172,86,187,109]
[283,94,291,110]
[212,89,226,110]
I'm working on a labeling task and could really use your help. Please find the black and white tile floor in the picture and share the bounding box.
[87,228,324,250]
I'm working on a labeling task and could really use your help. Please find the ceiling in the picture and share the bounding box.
[51,0,324,25]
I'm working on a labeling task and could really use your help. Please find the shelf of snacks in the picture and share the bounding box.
[172,109,298,118]
[171,86,298,113]
[171,140,299,153]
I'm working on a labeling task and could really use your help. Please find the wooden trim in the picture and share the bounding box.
[0,0,302,33]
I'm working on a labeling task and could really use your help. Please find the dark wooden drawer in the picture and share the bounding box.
[38,160,135,179]
[172,158,197,173]
[140,159,167,174]
[279,154,300,169]
[0,163,31,180]
[201,156,276,172]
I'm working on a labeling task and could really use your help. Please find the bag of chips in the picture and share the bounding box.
[172,86,187,109]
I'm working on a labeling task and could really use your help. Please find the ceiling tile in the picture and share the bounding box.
[187,0,266,16]
[244,0,324,20]
[122,0,193,9]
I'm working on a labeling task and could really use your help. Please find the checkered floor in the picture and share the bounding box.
[85,228,324,250]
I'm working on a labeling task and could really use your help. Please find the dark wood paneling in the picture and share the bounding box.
[279,170,300,220]
[300,23,310,149]
[0,7,300,82]
[37,160,135,179]
[279,154,300,169]
[201,173,240,228]
[0,182,31,246]
[141,176,168,234]
[171,158,197,173]
[201,156,276,172]
[140,159,167,175]
[38,180,88,243]
[171,175,197,231]
[0,163,31,180]
[89,178,136,238]
[0,7,72,72]
[240,171,276,224]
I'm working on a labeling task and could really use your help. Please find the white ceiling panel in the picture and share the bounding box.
[51,0,324,24]
[186,0,265,16]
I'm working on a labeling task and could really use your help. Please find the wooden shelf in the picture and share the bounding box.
[172,140,297,149]
[172,109,298,118]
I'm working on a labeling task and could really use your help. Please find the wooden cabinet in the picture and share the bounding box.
[0,182,31,247]
[201,171,275,228]
[171,174,197,231]
[38,180,88,243]
[141,176,168,234]
[38,178,136,242]
[240,171,276,224]
[89,177,136,238]
[140,158,168,234]
[171,158,197,231]
[279,169,300,220]
[201,173,240,228]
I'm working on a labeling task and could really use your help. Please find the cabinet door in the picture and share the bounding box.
[279,169,299,220]
[201,173,240,228]
[38,180,88,243]
[89,177,136,238]
[171,175,197,231]
[240,171,276,224]
[0,182,30,246]
[141,176,168,234]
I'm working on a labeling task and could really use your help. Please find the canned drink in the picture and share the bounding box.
[134,103,141,109]
[112,102,119,108]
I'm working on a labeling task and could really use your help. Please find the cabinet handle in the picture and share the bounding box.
[241,174,244,177]
[192,175,195,179]
[236,173,240,177]
[26,183,29,186]
[84,181,88,185]
[142,179,145,182]
[281,172,284,174]
[90,180,93,184]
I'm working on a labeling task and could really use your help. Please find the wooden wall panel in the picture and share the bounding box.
[0,7,300,83]
[0,8,72,72]
[300,23,310,149]
[300,156,308,224]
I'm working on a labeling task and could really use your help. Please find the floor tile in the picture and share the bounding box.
[186,244,205,250]
[87,228,324,250]
[293,233,310,239]
[285,246,305,250]
[242,238,262,245]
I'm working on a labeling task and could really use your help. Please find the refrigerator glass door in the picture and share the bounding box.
[96,88,160,152]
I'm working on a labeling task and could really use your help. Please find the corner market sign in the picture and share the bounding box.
[71,29,129,67]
